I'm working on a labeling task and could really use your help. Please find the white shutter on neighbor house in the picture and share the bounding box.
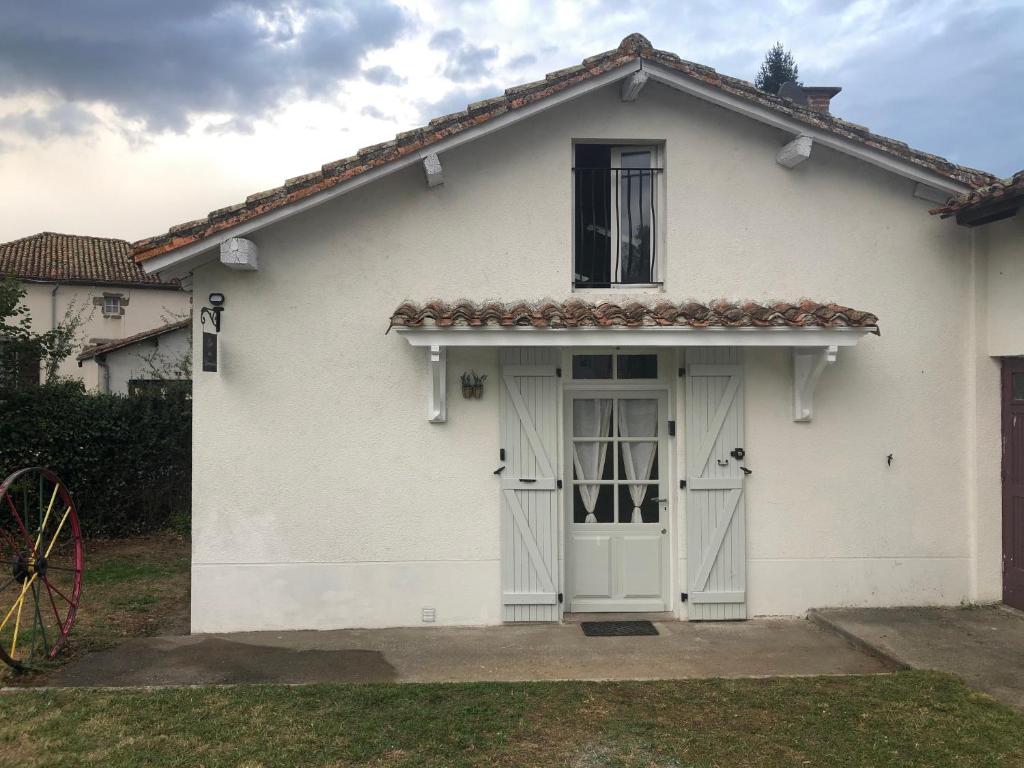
[684,348,747,620]
[500,349,560,622]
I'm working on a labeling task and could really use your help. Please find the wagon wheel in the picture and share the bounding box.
[0,468,83,671]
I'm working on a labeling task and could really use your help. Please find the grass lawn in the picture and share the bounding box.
[2,671,1024,767]
[1,533,189,684]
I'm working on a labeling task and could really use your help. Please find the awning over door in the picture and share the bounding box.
[389,299,879,423]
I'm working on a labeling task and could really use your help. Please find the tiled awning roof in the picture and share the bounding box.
[78,318,191,361]
[389,300,879,332]
[132,32,995,264]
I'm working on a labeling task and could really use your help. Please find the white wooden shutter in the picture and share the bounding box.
[500,349,561,622]
[684,348,747,620]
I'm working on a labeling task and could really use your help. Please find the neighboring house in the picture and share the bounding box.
[133,34,1022,633]
[77,318,191,395]
[0,231,190,388]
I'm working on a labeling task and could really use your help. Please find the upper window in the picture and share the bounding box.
[573,143,662,289]
[102,295,122,317]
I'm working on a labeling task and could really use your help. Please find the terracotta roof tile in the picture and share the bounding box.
[1,232,179,287]
[388,300,879,332]
[133,33,997,264]
[78,318,191,361]
[931,169,1024,218]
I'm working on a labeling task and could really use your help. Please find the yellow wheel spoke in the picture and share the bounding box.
[0,574,36,634]
[33,484,60,552]
[44,507,71,559]
[10,582,28,657]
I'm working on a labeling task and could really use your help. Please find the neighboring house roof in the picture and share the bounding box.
[1,232,179,288]
[78,318,191,361]
[133,33,996,266]
[930,169,1024,226]
[389,300,879,332]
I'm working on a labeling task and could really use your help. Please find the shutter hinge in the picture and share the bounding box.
[558,592,564,604]
[557,479,563,489]
[668,420,676,436]
[680,592,688,603]
[679,479,687,490]
[678,367,685,377]
[556,367,562,378]
[499,448,505,461]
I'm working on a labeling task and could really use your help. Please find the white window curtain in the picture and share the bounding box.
[618,399,658,523]
[572,399,612,523]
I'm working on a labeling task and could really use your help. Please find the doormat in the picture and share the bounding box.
[580,621,658,637]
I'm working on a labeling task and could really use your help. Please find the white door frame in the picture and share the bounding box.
[562,384,673,612]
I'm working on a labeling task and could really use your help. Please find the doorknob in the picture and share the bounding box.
[661,528,667,534]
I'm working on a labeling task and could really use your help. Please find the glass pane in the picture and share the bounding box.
[1014,372,1024,401]
[616,399,658,437]
[617,354,658,379]
[574,483,613,523]
[618,151,652,284]
[617,483,660,523]
[572,441,614,481]
[574,144,612,287]
[572,355,613,380]
[573,398,612,436]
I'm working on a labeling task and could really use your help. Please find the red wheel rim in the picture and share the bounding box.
[0,468,83,670]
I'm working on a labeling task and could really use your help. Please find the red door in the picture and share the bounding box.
[1002,359,1024,610]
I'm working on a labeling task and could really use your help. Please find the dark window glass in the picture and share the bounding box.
[616,483,660,524]
[574,144,612,287]
[572,354,613,379]
[1014,372,1024,401]
[617,354,658,379]
[573,483,614,523]
[617,150,653,284]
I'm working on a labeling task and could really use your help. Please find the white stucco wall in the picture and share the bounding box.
[187,79,1008,632]
[19,281,190,386]
[983,215,1024,357]
[98,326,191,395]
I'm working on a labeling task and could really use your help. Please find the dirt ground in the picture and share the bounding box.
[1,533,189,685]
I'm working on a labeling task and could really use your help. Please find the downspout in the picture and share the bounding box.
[50,282,59,330]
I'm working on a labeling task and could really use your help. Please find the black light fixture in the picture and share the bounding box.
[200,292,225,332]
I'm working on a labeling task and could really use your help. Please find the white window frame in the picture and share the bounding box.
[102,295,122,317]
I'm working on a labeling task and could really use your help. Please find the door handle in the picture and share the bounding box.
[652,497,668,502]
[661,528,667,534]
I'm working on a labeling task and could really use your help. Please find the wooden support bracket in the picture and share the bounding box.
[620,70,649,102]
[427,344,447,423]
[422,153,444,188]
[777,135,813,169]
[792,345,837,422]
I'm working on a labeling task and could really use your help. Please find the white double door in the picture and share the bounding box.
[565,390,670,612]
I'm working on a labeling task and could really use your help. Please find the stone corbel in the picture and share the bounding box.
[620,70,649,102]
[428,344,447,423]
[422,153,444,188]
[792,345,837,422]
[777,135,813,169]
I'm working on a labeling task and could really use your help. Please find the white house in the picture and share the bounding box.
[0,232,190,388]
[133,34,1023,633]
[76,318,191,395]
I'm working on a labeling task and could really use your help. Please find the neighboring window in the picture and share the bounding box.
[573,143,662,288]
[1013,373,1024,401]
[102,295,122,317]
[0,343,41,389]
[571,353,658,380]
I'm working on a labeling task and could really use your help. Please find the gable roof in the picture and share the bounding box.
[1,232,179,288]
[133,33,997,267]
[78,318,191,361]
[930,169,1024,226]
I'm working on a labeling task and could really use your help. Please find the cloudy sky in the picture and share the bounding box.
[0,0,1021,244]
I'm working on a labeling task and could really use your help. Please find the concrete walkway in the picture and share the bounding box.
[811,606,1024,709]
[41,617,891,687]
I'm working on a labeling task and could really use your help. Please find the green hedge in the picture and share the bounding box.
[0,382,190,537]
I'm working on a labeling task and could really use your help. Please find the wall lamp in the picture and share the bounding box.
[200,292,225,332]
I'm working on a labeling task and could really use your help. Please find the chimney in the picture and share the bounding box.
[777,81,842,114]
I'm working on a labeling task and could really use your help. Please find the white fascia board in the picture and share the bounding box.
[141,60,643,277]
[394,326,875,348]
[642,61,973,196]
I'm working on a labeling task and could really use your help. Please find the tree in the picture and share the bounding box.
[755,42,800,95]
[0,278,87,388]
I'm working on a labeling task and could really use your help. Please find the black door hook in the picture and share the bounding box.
[740,466,753,476]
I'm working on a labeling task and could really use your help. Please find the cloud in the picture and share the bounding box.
[360,105,393,120]
[417,85,501,122]
[0,103,99,140]
[429,28,499,82]
[363,65,405,86]
[0,1,412,135]
[508,53,538,69]
[205,116,257,136]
